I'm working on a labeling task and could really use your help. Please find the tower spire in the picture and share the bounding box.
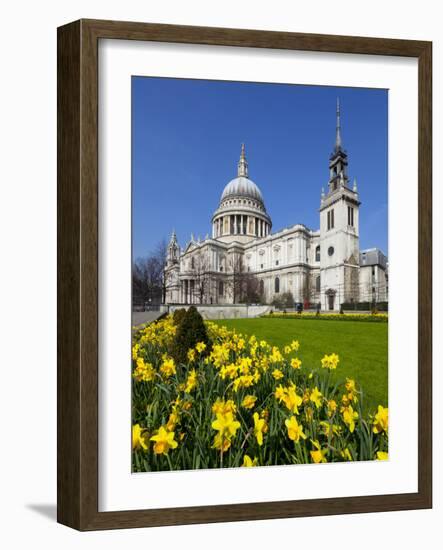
[335,97,342,151]
[237,143,249,177]
[169,228,177,245]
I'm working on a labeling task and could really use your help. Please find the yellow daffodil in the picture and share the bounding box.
[233,374,255,392]
[269,346,283,364]
[184,369,198,393]
[212,433,232,452]
[309,386,322,409]
[274,384,286,401]
[236,338,245,351]
[238,356,253,374]
[321,353,340,370]
[242,395,257,409]
[242,454,258,467]
[290,340,300,352]
[196,341,207,353]
[319,420,341,437]
[282,385,303,414]
[212,398,237,416]
[187,348,196,363]
[373,406,388,434]
[327,399,337,417]
[133,357,155,382]
[219,363,238,380]
[341,447,353,461]
[211,412,241,439]
[345,378,356,393]
[211,412,241,453]
[290,357,302,370]
[342,405,359,433]
[160,357,176,378]
[272,368,284,380]
[150,426,178,455]
[285,416,307,442]
[132,424,149,451]
[376,451,389,460]
[253,412,267,446]
[310,439,328,463]
[166,411,179,431]
[132,343,140,361]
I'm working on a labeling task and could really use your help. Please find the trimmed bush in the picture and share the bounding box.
[170,306,210,365]
[172,308,187,326]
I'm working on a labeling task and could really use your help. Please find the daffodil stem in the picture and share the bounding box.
[166,454,173,471]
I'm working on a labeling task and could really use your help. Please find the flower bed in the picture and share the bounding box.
[262,312,388,322]
[132,315,388,471]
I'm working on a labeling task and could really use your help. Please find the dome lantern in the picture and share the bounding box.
[237,143,248,177]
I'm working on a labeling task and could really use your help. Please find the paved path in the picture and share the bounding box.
[132,310,165,327]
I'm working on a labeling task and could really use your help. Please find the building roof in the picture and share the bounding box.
[360,248,388,268]
[220,176,264,203]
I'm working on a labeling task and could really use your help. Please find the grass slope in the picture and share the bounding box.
[213,318,388,413]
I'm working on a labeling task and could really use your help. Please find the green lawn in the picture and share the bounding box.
[213,318,388,414]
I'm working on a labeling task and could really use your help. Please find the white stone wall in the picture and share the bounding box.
[359,265,389,302]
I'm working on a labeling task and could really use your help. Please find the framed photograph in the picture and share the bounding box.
[57,19,432,530]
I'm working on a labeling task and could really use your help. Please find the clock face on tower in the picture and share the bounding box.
[328,246,335,256]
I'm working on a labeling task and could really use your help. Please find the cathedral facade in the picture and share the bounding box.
[164,102,388,311]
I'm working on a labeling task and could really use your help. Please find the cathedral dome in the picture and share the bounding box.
[211,144,272,244]
[221,176,264,203]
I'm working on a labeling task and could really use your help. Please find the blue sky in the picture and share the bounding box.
[132,77,388,259]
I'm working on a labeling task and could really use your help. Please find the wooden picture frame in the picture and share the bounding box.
[57,19,432,530]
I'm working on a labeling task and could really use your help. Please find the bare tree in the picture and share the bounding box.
[192,253,211,304]
[228,255,261,304]
[154,239,169,304]
[132,238,168,308]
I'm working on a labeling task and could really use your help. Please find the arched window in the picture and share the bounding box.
[316,275,320,292]
[274,277,280,294]
[219,281,224,297]
[315,245,320,262]
[259,279,264,295]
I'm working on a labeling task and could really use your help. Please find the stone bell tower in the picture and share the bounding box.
[319,99,361,310]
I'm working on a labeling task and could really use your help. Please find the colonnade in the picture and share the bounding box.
[213,214,270,238]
